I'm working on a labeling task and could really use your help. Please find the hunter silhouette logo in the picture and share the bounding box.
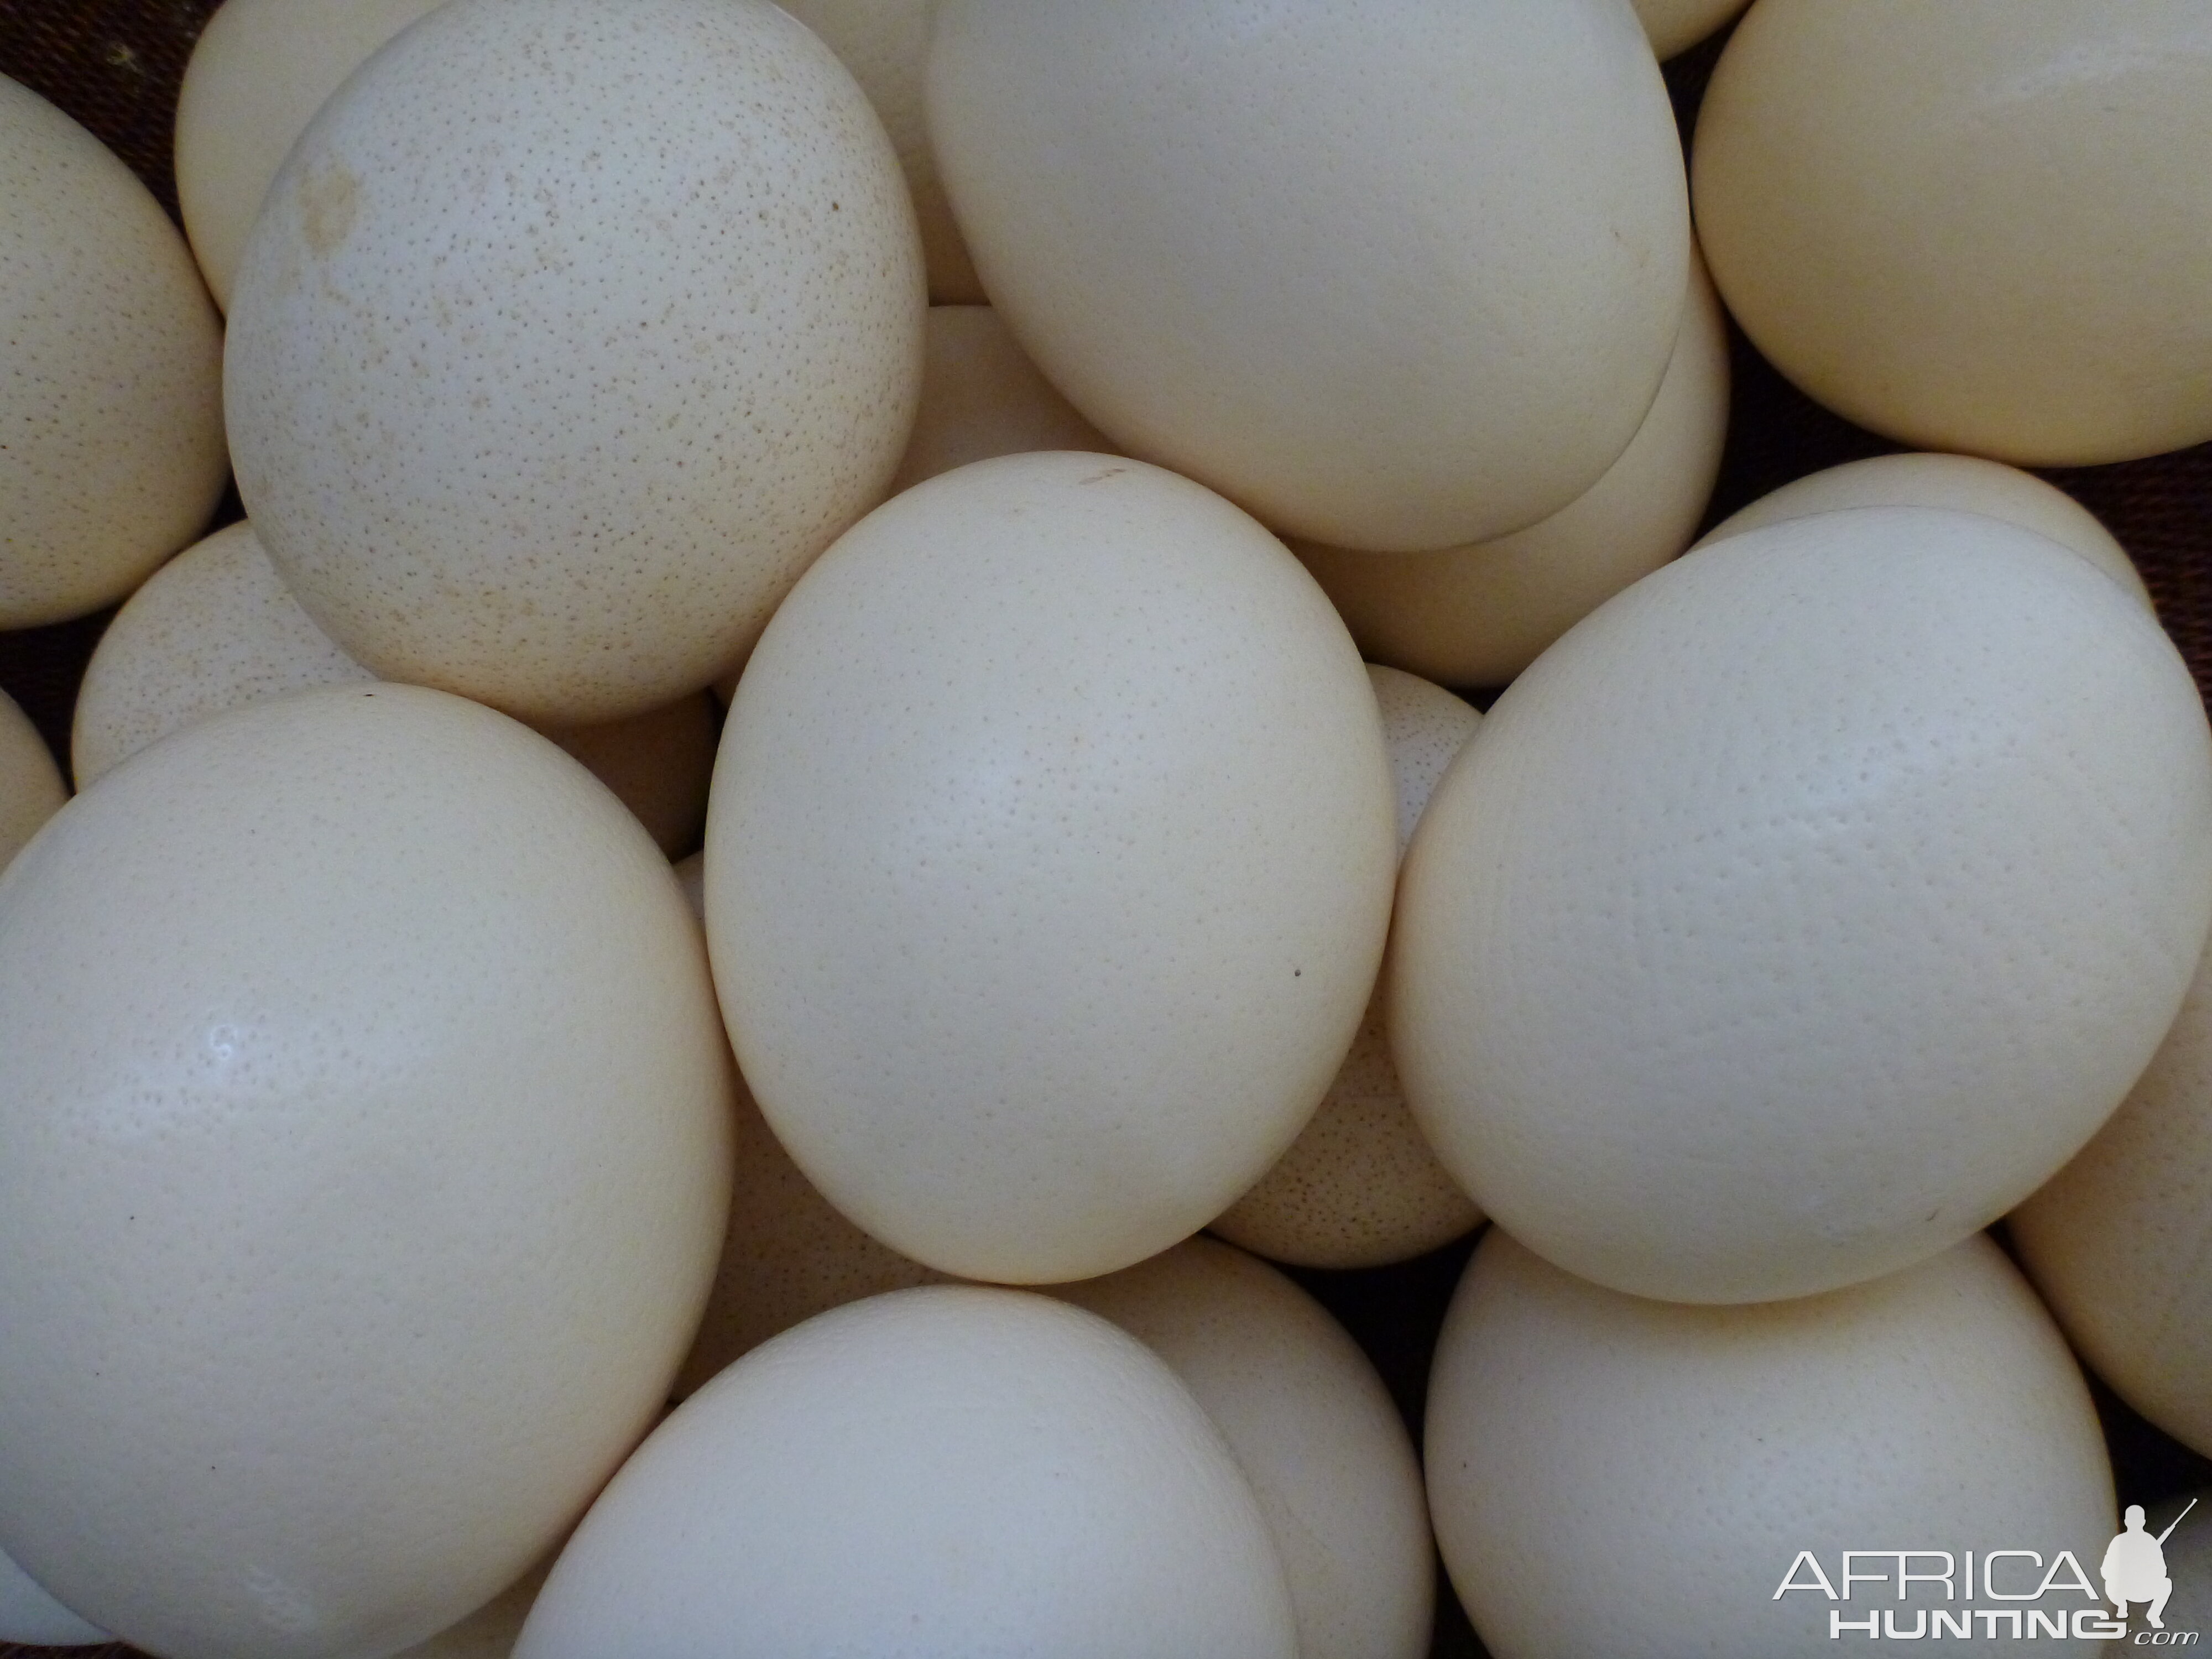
[2106,1500,2194,1635]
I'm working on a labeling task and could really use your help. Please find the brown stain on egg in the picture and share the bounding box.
[299,161,362,257]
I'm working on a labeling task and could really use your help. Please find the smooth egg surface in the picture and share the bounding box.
[1694,0,2212,464]
[0,684,734,1659]
[1213,666,1483,1269]
[1,74,226,630]
[0,687,66,874]
[708,451,1397,1284]
[2012,930,2212,1460]
[1051,1238,1433,1659]
[1292,245,1729,687]
[515,1286,1299,1659]
[0,1540,107,1647]
[1392,507,2212,1303]
[1427,1230,2115,1658]
[926,0,1689,551]
[224,0,926,724]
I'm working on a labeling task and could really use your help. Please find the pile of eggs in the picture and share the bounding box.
[4,0,2212,1653]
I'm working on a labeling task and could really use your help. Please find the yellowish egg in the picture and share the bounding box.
[1,75,226,629]
[0,684,734,1658]
[708,451,1396,1283]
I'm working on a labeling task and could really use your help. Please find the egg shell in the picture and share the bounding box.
[1213,666,1482,1269]
[772,0,983,302]
[172,0,447,312]
[515,1285,1299,1659]
[1632,0,1751,61]
[72,520,720,855]
[0,684,735,1659]
[1392,507,2212,1303]
[1694,452,2152,611]
[1292,245,1729,688]
[708,450,1397,1284]
[0,74,227,630]
[1426,1230,2115,1658]
[888,304,1115,496]
[2011,930,2212,1460]
[926,0,1689,551]
[223,0,926,724]
[0,687,66,875]
[1050,1238,1433,1659]
[389,1557,552,1659]
[0,1541,106,1648]
[1693,0,2212,465]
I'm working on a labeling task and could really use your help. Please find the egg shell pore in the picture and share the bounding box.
[514,1285,1298,1658]
[1391,507,2212,1303]
[223,0,926,724]
[0,684,735,1659]
[1425,1230,2115,1658]
[706,450,1397,1284]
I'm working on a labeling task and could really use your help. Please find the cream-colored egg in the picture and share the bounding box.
[1213,667,1481,1269]
[0,1540,106,1647]
[2012,932,2212,1460]
[1694,452,2153,611]
[774,0,983,303]
[515,1286,1298,1658]
[1394,508,2212,1303]
[926,0,1689,551]
[0,688,65,874]
[1292,246,1729,688]
[1694,0,2212,465]
[1632,0,1751,61]
[1427,1230,2115,1658]
[0,684,734,1659]
[1051,1238,1432,1659]
[889,305,1114,495]
[225,0,926,724]
[1,75,226,630]
[173,0,446,312]
[708,451,1396,1284]
[72,521,719,855]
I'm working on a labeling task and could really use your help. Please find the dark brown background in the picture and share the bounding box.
[2,4,2209,1656]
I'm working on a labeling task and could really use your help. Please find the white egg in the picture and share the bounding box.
[1292,247,1730,688]
[1393,508,2212,1303]
[889,305,1114,496]
[515,1286,1298,1659]
[708,451,1396,1284]
[2012,931,2212,1459]
[1693,0,2212,464]
[1213,667,1482,1269]
[0,74,226,629]
[1051,1238,1433,1659]
[1694,452,2152,611]
[1427,1230,2115,1658]
[0,688,66,875]
[926,0,1689,551]
[173,0,447,311]
[0,684,734,1658]
[0,1538,106,1647]
[225,0,925,724]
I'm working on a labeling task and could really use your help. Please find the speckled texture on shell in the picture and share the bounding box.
[0,73,226,630]
[173,0,447,312]
[0,684,735,1659]
[1695,452,2153,611]
[0,1541,106,1648]
[775,0,983,303]
[1292,249,1729,689]
[224,0,926,724]
[1392,508,2212,1304]
[1212,667,1481,1270]
[1632,0,1751,60]
[1426,1231,2115,1658]
[1051,1239,1432,1659]
[889,305,1114,496]
[0,688,65,875]
[1694,0,2212,465]
[2012,932,2212,1460]
[926,0,1688,552]
[708,451,1397,1284]
[515,1286,1299,1659]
